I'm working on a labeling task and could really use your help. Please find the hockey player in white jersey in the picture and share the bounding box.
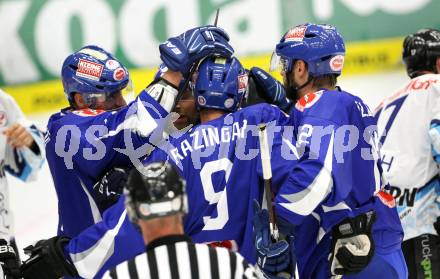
[0,89,45,278]
[375,28,440,279]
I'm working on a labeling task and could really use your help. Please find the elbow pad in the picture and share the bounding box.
[146,78,179,113]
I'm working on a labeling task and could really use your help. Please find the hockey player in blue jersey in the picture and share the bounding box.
[20,55,297,278]
[249,23,408,278]
[146,56,294,265]
[20,26,233,278]
[44,26,234,240]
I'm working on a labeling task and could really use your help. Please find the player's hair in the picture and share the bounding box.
[311,74,338,88]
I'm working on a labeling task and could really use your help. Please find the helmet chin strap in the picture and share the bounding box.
[286,74,313,102]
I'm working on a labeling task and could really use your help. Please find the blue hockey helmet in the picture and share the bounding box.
[61,45,130,105]
[194,56,248,112]
[270,23,345,77]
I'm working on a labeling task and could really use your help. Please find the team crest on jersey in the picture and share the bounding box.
[295,91,323,112]
[0,111,7,127]
[76,59,104,81]
[377,190,396,208]
[284,26,307,42]
[72,108,105,117]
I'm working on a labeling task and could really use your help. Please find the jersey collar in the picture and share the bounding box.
[146,234,192,251]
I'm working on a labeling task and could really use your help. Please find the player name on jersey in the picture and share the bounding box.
[169,120,248,163]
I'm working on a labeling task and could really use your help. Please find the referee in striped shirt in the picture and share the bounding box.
[103,161,259,279]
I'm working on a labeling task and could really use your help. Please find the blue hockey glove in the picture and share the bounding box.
[249,67,292,112]
[253,200,291,278]
[159,25,234,75]
[92,167,129,211]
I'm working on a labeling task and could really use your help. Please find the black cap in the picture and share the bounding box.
[403,28,440,78]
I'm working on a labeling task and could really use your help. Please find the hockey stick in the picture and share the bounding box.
[171,9,220,111]
[258,123,279,241]
[259,124,298,278]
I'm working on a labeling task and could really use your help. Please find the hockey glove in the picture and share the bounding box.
[253,201,291,278]
[159,25,234,76]
[93,167,129,211]
[329,211,376,276]
[249,67,292,113]
[0,239,20,279]
[20,236,78,279]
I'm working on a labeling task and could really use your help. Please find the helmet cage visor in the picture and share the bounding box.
[80,79,134,109]
[270,51,292,73]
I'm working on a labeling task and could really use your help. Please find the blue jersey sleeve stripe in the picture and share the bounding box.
[71,210,128,278]
[277,131,334,217]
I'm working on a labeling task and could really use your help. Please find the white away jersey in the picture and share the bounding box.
[375,73,440,240]
[0,89,45,240]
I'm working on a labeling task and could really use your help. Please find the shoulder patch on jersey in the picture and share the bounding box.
[72,108,106,117]
[377,190,396,208]
[295,90,323,112]
[0,111,7,127]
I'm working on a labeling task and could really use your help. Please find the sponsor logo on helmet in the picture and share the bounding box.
[377,190,396,208]
[79,48,108,60]
[224,98,234,109]
[113,67,126,81]
[198,96,206,106]
[284,26,307,42]
[238,74,248,93]
[295,91,323,112]
[0,111,7,127]
[76,59,104,81]
[329,55,344,71]
[105,59,120,70]
[72,108,105,117]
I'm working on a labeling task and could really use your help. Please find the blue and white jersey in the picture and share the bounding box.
[66,196,144,279]
[0,89,45,240]
[149,103,292,263]
[45,90,169,238]
[274,88,404,279]
[64,103,294,278]
[375,73,440,241]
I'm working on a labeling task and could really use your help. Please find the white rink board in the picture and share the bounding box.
[9,70,409,260]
